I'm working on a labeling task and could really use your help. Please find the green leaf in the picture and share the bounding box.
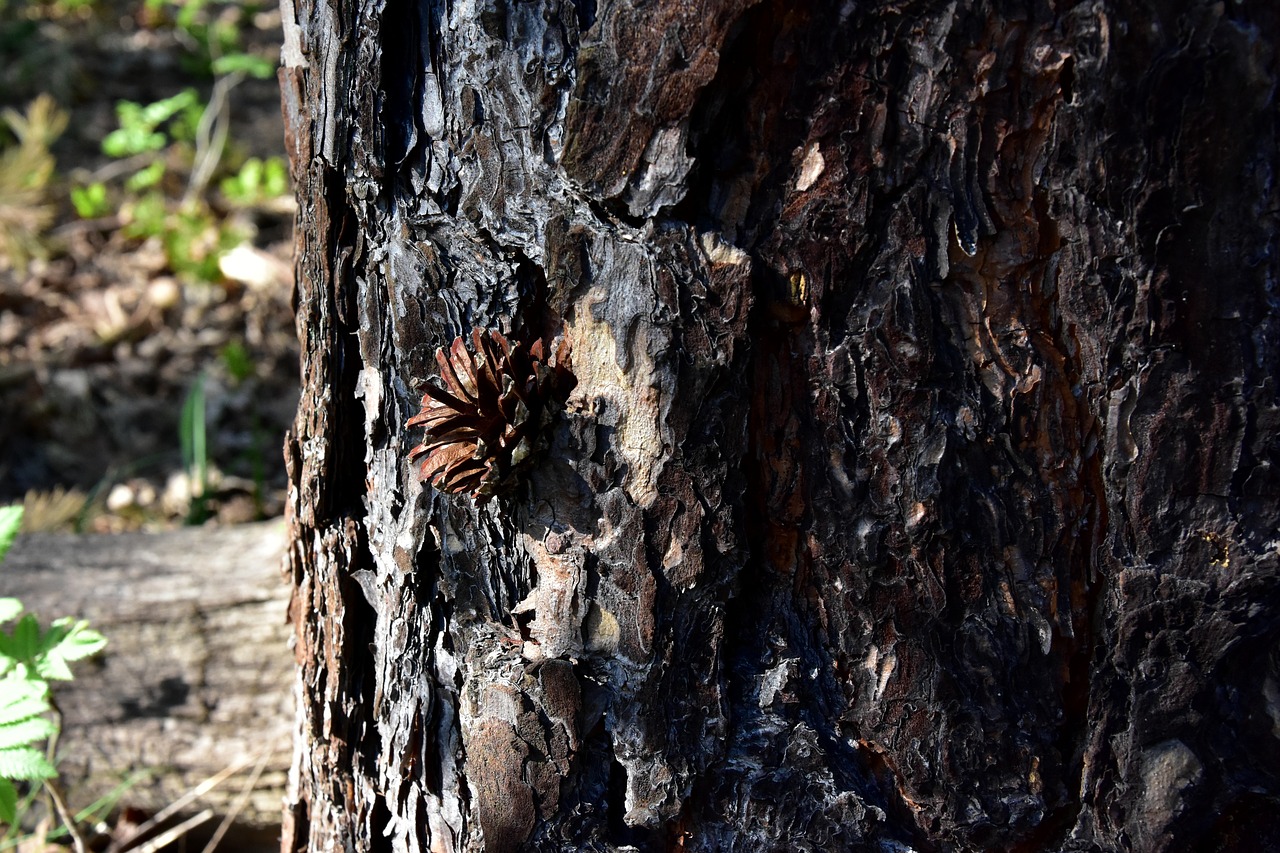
[70,182,110,218]
[180,373,208,492]
[0,601,22,627]
[0,717,56,751]
[220,340,255,383]
[122,191,168,239]
[125,160,166,192]
[6,617,38,665]
[114,100,143,127]
[171,99,205,143]
[0,777,15,825]
[0,506,22,565]
[0,695,48,729]
[138,90,198,127]
[36,620,70,656]
[102,125,165,158]
[0,747,56,781]
[0,679,49,727]
[211,52,275,79]
[20,619,107,681]
[46,620,106,663]
[174,0,203,34]
[263,157,289,196]
[221,156,290,206]
[35,653,73,682]
[103,91,199,158]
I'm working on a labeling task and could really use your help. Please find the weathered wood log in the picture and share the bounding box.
[2,521,291,837]
[278,0,1280,850]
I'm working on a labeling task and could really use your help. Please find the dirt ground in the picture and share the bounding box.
[0,0,298,531]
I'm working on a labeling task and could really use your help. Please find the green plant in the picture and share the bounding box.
[143,0,276,80]
[100,89,199,159]
[211,51,274,80]
[219,156,287,206]
[13,771,147,850]
[218,341,269,519]
[180,373,210,524]
[0,506,108,838]
[121,191,244,284]
[67,181,108,219]
[219,339,254,384]
[76,0,285,286]
[0,95,66,271]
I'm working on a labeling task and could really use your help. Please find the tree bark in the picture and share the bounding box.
[3,522,292,834]
[278,0,1280,850]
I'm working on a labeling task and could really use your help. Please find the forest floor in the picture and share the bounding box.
[0,0,297,531]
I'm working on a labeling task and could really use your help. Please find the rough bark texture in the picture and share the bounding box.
[279,0,1280,850]
[4,523,292,833]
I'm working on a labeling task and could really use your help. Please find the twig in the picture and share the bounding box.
[113,757,252,850]
[41,699,88,853]
[199,748,276,853]
[129,809,214,853]
[48,215,124,237]
[42,779,89,853]
[73,152,158,186]
[185,71,244,206]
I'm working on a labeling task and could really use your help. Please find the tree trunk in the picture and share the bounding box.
[4,523,292,836]
[278,0,1280,850]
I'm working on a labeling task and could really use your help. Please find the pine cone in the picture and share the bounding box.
[407,329,574,503]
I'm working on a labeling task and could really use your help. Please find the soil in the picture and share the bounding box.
[0,0,298,531]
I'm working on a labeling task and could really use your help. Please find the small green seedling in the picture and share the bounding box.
[101,89,199,158]
[220,156,288,206]
[68,182,108,219]
[0,506,108,830]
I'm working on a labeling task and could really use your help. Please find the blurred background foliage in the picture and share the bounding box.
[0,0,297,532]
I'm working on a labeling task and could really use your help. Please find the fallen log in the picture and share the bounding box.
[1,520,291,845]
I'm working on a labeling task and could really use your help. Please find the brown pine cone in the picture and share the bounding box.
[407,328,574,503]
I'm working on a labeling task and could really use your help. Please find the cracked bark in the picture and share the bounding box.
[278,0,1280,850]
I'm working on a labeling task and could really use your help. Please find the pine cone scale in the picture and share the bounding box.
[414,440,480,485]
[434,348,475,405]
[471,328,501,395]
